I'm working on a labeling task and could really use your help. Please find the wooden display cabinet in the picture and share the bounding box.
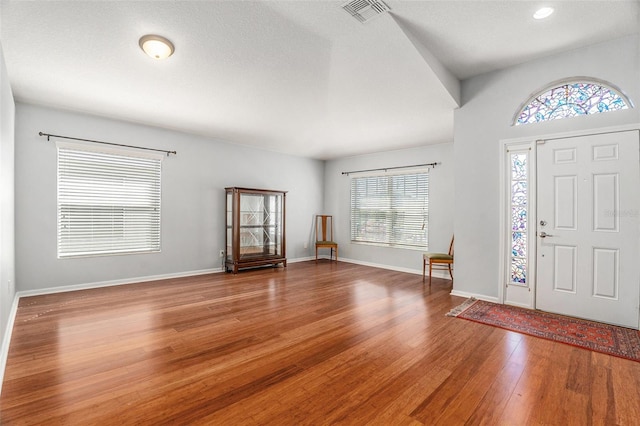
[225,187,287,273]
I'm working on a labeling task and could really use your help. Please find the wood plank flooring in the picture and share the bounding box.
[1,261,640,425]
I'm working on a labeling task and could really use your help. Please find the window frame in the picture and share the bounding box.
[499,139,536,309]
[349,169,429,250]
[56,141,163,258]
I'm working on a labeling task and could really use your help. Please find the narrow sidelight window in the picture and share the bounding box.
[509,151,528,285]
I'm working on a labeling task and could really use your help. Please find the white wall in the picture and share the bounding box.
[323,143,454,273]
[0,43,16,372]
[454,35,640,299]
[10,35,639,298]
[14,103,324,292]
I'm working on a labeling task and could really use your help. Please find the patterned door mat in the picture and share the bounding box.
[447,298,640,362]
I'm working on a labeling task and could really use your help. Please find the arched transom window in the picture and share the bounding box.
[515,79,631,126]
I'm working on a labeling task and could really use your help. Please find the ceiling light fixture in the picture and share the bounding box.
[139,34,175,60]
[533,7,554,20]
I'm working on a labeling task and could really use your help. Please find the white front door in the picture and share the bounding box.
[536,130,640,328]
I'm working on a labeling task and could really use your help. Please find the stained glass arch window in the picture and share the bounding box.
[514,78,632,126]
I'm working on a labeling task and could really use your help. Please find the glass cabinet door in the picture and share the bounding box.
[239,193,282,259]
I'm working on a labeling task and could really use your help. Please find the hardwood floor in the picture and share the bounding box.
[1,261,639,425]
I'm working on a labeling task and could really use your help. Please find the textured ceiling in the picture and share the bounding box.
[1,1,638,159]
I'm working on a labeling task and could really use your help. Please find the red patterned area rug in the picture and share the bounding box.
[447,298,640,362]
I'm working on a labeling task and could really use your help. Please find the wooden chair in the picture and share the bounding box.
[315,215,338,262]
[423,236,454,286]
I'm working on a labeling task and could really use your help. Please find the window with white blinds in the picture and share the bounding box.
[350,171,429,249]
[57,145,162,258]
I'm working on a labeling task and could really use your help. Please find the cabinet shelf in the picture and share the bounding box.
[225,187,287,273]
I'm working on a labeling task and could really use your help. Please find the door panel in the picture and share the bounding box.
[553,245,576,293]
[554,176,577,229]
[593,173,618,231]
[536,131,640,328]
[592,247,618,298]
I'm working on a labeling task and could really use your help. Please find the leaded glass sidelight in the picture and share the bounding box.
[509,152,528,285]
[515,80,630,126]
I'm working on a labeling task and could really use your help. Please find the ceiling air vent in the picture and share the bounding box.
[341,0,391,23]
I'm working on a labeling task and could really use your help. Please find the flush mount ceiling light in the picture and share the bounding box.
[139,34,174,60]
[533,7,554,20]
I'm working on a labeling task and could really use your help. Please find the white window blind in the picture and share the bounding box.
[350,171,428,249]
[57,145,162,258]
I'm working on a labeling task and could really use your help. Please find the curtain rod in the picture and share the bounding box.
[341,162,438,176]
[39,132,177,156]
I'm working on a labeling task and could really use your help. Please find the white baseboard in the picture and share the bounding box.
[0,294,20,396]
[16,267,222,298]
[16,257,324,299]
[338,257,452,280]
[288,256,315,263]
[449,289,499,303]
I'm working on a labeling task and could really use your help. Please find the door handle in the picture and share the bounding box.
[539,231,553,238]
